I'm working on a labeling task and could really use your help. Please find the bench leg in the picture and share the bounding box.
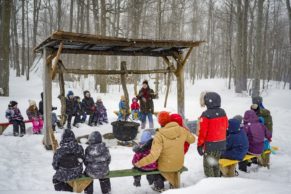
[220,164,237,177]
[0,125,9,135]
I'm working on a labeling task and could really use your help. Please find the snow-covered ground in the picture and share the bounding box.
[0,72,291,194]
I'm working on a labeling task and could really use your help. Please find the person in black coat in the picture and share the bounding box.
[84,131,111,194]
[66,91,75,129]
[5,101,26,136]
[52,129,84,192]
[73,96,84,127]
[82,91,95,126]
[39,92,61,131]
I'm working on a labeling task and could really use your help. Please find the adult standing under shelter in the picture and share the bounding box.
[137,80,157,129]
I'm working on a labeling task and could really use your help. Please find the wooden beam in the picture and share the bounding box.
[43,47,53,150]
[174,47,193,75]
[61,68,175,75]
[51,42,64,80]
[60,48,176,57]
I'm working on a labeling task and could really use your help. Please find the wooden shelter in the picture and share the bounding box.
[34,31,204,149]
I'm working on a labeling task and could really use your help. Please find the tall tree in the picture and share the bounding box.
[286,0,291,89]
[0,0,12,96]
[21,0,25,76]
[100,0,107,93]
[252,0,265,97]
[12,0,20,77]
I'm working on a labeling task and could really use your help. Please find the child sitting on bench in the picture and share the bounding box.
[220,117,249,176]
[238,110,272,172]
[84,131,111,194]
[132,130,158,187]
[5,101,26,137]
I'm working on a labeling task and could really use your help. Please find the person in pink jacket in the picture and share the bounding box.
[26,100,43,134]
[132,130,158,187]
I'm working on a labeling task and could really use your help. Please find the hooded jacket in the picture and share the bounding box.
[243,110,272,155]
[198,92,228,152]
[82,91,95,114]
[84,131,111,179]
[137,87,156,114]
[52,129,84,182]
[135,122,195,172]
[221,119,249,161]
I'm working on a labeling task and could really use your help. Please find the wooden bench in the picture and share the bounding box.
[219,146,279,176]
[67,166,188,193]
[0,120,32,135]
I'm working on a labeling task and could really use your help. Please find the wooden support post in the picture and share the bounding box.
[58,61,66,127]
[120,61,130,113]
[43,47,53,150]
[164,72,171,108]
[51,42,64,80]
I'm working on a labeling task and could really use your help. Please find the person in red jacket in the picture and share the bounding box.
[197,92,228,177]
[169,113,191,154]
[131,97,140,120]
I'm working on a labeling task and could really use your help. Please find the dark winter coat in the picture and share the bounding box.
[137,87,156,114]
[243,110,272,155]
[198,92,228,152]
[26,106,41,120]
[73,101,84,116]
[221,119,249,161]
[82,97,95,115]
[66,97,75,115]
[39,93,44,115]
[52,129,84,182]
[84,131,111,179]
[6,107,24,122]
[96,101,107,114]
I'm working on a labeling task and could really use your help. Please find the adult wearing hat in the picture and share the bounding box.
[137,80,157,129]
[135,111,195,191]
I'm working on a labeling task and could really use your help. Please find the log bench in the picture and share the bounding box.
[67,166,188,193]
[0,120,32,135]
[219,146,279,176]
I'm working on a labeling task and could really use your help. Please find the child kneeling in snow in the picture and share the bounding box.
[84,131,111,194]
[132,130,160,188]
[26,100,43,134]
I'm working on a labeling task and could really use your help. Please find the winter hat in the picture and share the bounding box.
[120,95,125,101]
[132,97,137,102]
[228,119,241,132]
[88,131,102,145]
[233,115,243,124]
[10,101,18,107]
[252,96,263,105]
[170,113,183,127]
[204,92,221,108]
[157,111,171,127]
[97,96,102,101]
[142,80,148,86]
[61,129,76,143]
[140,130,152,144]
[29,100,36,106]
[67,90,74,97]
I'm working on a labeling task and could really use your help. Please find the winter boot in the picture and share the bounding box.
[133,176,141,187]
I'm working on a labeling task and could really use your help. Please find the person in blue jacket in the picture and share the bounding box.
[220,118,249,176]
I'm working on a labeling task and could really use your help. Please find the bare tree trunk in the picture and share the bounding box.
[57,0,62,30]
[241,0,249,91]
[286,0,291,89]
[21,0,25,76]
[0,0,11,96]
[252,0,265,97]
[235,0,243,93]
[33,0,41,48]
[100,0,107,93]
[26,0,30,81]
[12,0,20,77]
[69,0,74,32]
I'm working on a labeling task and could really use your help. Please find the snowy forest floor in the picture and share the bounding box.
[0,72,291,194]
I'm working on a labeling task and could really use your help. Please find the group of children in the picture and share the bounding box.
[5,100,44,136]
[65,90,108,129]
[197,92,273,177]
[118,96,141,121]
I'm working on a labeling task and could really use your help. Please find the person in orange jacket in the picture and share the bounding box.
[197,92,228,177]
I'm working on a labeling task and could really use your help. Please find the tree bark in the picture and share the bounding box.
[0,0,11,96]
[12,0,20,77]
[286,0,291,89]
[252,0,265,97]
[21,0,25,76]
